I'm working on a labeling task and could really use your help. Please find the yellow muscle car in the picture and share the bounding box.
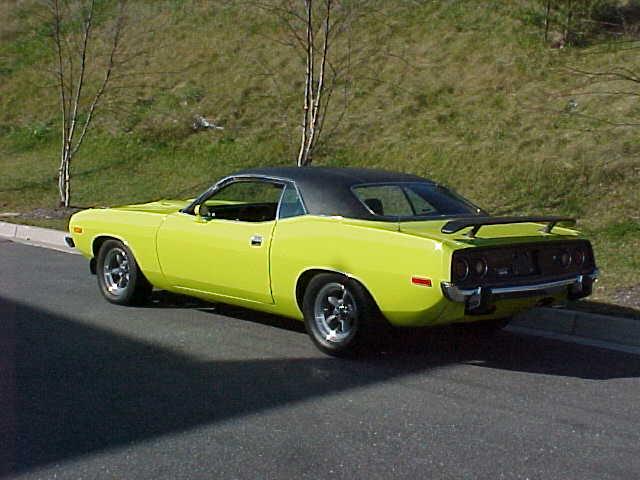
[67,167,598,355]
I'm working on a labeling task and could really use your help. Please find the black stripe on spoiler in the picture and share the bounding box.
[441,216,576,238]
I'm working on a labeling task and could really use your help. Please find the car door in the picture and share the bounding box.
[156,179,284,304]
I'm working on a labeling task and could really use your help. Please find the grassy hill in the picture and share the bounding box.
[0,0,638,303]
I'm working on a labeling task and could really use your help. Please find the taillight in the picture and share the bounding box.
[453,258,469,282]
[573,248,586,267]
[472,257,488,278]
[554,250,571,268]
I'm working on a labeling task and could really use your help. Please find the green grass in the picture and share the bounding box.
[1,0,638,303]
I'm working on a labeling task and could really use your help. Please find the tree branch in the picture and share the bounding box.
[66,0,95,159]
[307,0,332,156]
[297,0,314,166]
[71,0,125,157]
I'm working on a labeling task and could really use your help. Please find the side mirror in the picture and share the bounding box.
[194,204,212,222]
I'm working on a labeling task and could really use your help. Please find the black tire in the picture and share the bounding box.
[96,239,152,305]
[302,273,386,357]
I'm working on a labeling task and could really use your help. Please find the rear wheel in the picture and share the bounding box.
[96,240,152,305]
[303,273,384,356]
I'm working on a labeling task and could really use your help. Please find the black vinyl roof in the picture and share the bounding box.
[232,166,434,219]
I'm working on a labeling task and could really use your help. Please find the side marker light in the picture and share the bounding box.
[411,276,432,287]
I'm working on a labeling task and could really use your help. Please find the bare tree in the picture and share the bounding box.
[564,0,575,44]
[544,0,553,42]
[539,0,634,47]
[250,0,369,166]
[540,0,578,46]
[295,0,334,166]
[545,2,640,126]
[561,62,640,126]
[47,0,126,207]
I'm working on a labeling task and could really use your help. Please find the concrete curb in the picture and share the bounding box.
[0,220,79,255]
[511,307,640,350]
[1,221,638,352]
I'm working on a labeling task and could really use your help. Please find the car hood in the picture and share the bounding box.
[112,199,192,215]
[398,219,581,249]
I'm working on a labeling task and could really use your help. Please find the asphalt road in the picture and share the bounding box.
[1,240,640,480]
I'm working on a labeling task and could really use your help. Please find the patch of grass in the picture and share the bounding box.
[601,221,640,239]
[3,123,57,153]
[0,29,49,76]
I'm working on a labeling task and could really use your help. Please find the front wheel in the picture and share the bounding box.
[96,239,152,305]
[303,273,383,356]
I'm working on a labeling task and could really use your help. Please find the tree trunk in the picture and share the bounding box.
[564,0,573,44]
[58,143,72,207]
[58,156,66,206]
[297,0,314,167]
[544,0,552,42]
[297,0,332,167]
[64,153,71,207]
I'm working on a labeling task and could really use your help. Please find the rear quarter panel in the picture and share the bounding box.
[269,216,452,326]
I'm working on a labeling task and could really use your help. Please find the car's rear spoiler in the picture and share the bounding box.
[441,216,576,238]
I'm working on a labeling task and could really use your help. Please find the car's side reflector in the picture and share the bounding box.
[411,276,432,287]
[73,226,83,234]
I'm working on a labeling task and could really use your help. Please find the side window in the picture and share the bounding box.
[404,187,436,215]
[208,181,283,204]
[352,185,414,217]
[278,183,306,219]
[202,180,284,222]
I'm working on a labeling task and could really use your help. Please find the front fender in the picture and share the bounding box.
[68,208,166,286]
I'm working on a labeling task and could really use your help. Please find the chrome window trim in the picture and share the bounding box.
[349,181,486,220]
[182,174,309,221]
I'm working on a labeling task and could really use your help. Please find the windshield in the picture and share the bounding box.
[352,183,483,219]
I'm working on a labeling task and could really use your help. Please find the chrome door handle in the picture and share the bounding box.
[250,234,263,246]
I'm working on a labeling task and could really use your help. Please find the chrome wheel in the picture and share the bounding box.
[313,282,358,344]
[102,247,130,296]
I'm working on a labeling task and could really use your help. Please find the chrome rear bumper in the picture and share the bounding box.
[441,269,599,312]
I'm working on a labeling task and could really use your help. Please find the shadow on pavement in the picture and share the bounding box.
[1,294,640,477]
[199,296,640,381]
[570,299,640,320]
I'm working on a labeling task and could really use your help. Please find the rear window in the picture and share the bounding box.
[352,183,480,219]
